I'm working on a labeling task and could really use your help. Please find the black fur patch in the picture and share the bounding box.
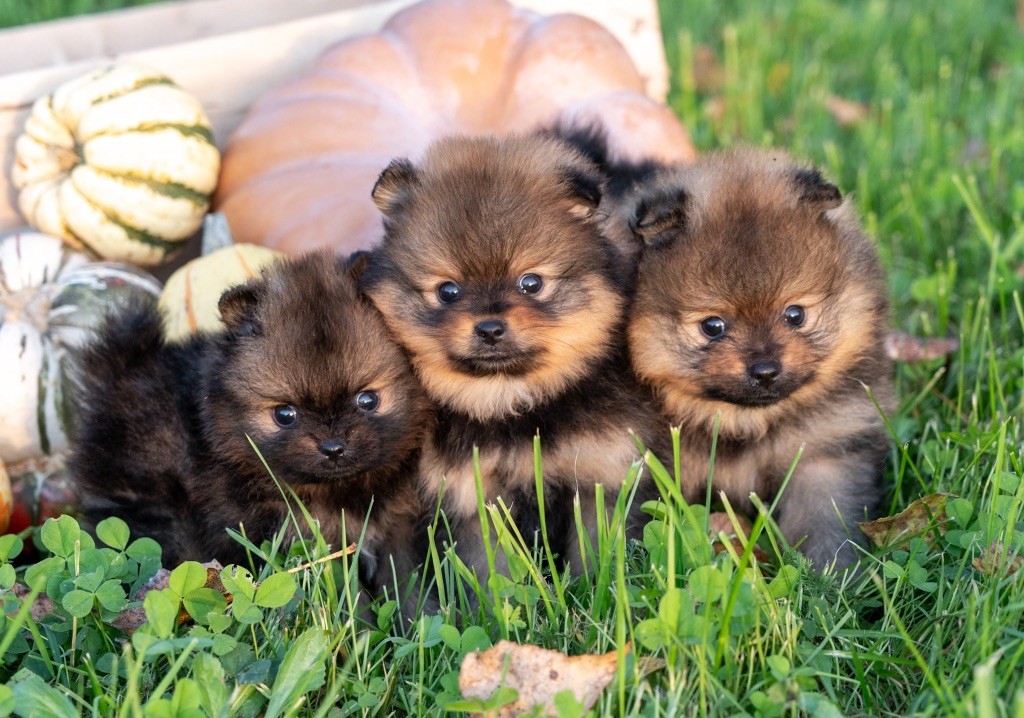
[631,188,688,248]
[560,163,602,211]
[793,168,842,208]
[545,121,663,200]
[506,482,574,563]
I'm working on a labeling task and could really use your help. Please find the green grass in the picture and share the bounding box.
[3,0,1024,716]
[0,0,162,29]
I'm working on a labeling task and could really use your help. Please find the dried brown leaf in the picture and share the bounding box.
[12,584,55,622]
[458,640,621,717]
[692,44,723,91]
[112,561,224,635]
[858,493,952,549]
[972,540,1022,577]
[825,95,869,127]
[175,563,229,626]
[110,568,171,634]
[704,96,726,123]
[635,655,667,679]
[885,331,959,362]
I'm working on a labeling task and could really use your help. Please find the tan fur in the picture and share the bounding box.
[363,134,669,589]
[623,148,893,570]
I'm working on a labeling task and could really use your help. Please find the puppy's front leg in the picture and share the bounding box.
[775,450,884,571]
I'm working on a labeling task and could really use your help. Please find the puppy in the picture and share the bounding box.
[621,148,892,570]
[70,251,429,589]
[361,135,669,590]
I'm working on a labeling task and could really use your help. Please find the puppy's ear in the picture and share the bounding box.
[630,188,687,248]
[344,250,370,282]
[372,158,418,216]
[560,163,603,218]
[793,168,842,210]
[218,282,263,336]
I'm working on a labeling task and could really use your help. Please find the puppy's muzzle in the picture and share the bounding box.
[747,360,782,387]
[318,438,348,461]
[474,318,507,346]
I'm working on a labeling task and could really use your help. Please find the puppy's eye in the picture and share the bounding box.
[783,305,806,327]
[272,405,298,428]
[436,281,462,304]
[699,316,727,339]
[355,390,380,412]
[518,273,543,295]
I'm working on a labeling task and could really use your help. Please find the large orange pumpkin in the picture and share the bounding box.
[215,0,695,254]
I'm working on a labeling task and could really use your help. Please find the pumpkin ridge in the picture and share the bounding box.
[86,123,216,145]
[88,168,211,206]
[83,76,176,110]
[260,188,372,243]
[228,152,402,194]
[259,72,415,118]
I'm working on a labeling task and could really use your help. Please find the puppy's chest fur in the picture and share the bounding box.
[420,360,667,519]
[185,453,416,563]
[676,397,887,510]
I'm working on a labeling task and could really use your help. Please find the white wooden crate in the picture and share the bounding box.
[0,0,669,235]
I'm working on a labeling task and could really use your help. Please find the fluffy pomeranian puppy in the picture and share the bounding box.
[361,135,669,586]
[70,251,429,588]
[617,148,892,570]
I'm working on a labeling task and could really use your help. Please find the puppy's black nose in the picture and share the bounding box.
[318,439,348,460]
[748,361,781,386]
[474,319,507,345]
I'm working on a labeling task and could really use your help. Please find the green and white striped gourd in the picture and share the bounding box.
[0,230,162,462]
[12,63,221,267]
[159,213,283,340]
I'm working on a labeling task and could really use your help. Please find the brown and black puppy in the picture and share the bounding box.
[618,148,892,571]
[361,134,669,589]
[70,251,429,590]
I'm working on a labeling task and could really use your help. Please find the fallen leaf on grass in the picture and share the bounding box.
[972,541,1022,577]
[824,95,869,127]
[859,493,952,549]
[458,640,620,717]
[112,561,223,635]
[707,512,769,563]
[635,656,667,679]
[175,563,228,627]
[11,584,55,622]
[692,44,723,91]
[704,96,726,123]
[884,331,959,362]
